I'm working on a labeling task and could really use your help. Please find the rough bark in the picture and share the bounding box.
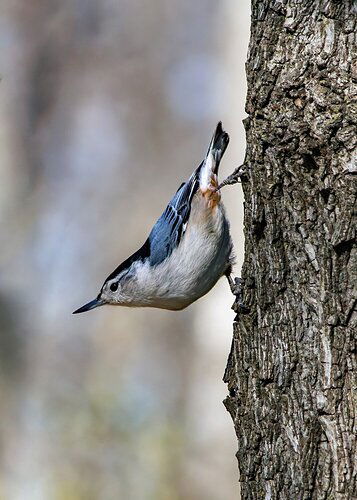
[224,2,356,499]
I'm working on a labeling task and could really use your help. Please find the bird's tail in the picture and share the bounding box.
[206,121,230,174]
[199,122,229,195]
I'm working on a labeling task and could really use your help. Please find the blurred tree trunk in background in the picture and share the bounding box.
[224,1,356,499]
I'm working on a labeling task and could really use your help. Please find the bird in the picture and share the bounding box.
[73,122,236,314]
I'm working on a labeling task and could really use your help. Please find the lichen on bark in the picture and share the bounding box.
[224,1,356,499]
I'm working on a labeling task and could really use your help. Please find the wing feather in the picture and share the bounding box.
[148,165,201,266]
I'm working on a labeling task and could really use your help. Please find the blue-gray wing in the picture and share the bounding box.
[148,165,201,266]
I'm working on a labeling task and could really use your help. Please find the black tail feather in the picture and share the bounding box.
[207,122,230,173]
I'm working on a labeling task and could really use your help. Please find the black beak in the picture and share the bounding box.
[73,297,105,314]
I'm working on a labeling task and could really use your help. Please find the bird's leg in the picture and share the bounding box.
[225,271,249,315]
[217,163,249,191]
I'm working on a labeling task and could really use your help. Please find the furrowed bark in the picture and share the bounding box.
[224,1,356,499]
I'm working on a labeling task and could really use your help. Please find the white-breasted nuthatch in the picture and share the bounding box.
[73,122,236,314]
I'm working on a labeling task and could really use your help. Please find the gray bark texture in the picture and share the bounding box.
[224,1,356,499]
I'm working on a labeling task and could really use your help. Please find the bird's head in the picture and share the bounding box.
[73,268,137,314]
[73,240,150,314]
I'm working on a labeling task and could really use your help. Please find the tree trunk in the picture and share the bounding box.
[224,2,356,499]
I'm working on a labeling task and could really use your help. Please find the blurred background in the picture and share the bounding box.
[0,1,250,499]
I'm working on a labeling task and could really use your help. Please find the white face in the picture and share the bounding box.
[99,268,137,306]
[73,270,133,314]
[100,277,123,305]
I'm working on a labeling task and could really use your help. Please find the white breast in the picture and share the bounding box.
[133,195,233,310]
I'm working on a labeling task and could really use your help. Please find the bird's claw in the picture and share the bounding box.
[217,163,249,191]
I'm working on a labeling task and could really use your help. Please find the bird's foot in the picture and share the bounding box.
[217,163,249,190]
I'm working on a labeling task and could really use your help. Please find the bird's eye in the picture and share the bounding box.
[110,282,118,292]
